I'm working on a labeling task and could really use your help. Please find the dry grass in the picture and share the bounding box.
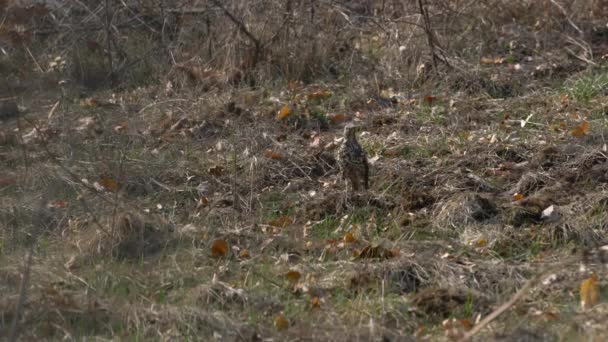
[2,0,608,341]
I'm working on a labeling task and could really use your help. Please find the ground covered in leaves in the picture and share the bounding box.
[3,22,608,342]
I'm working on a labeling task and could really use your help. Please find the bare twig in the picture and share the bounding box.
[459,255,578,341]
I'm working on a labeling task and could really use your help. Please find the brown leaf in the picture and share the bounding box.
[114,122,128,133]
[98,177,117,192]
[47,199,67,209]
[423,95,436,105]
[275,105,291,121]
[356,242,396,260]
[268,215,292,228]
[238,249,250,259]
[80,97,99,107]
[273,314,289,330]
[264,149,284,160]
[329,113,347,124]
[580,273,599,310]
[211,239,229,258]
[571,121,589,137]
[307,90,332,100]
[286,270,301,283]
[512,193,524,201]
[343,232,356,243]
[310,296,321,309]
[208,165,224,176]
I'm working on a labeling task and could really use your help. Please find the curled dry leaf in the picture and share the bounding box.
[238,249,250,259]
[286,270,301,283]
[307,90,332,100]
[208,165,224,176]
[343,232,356,243]
[114,122,128,133]
[275,105,291,121]
[310,296,321,309]
[423,95,436,105]
[512,193,524,201]
[264,149,284,160]
[80,97,99,107]
[356,242,397,260]
[328,113,346,124]
[571,121,589,137]
[580,273,599,310]
[273,314,289,330]
[98,177,117,192]
[211,239,229,258]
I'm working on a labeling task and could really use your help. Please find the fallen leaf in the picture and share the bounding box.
[307,90,332,100]
[47,199,67,209]
[356,242,396,260]
[80,97,99,107]
[275,105,291,121]
[211,239,229,258]
[580,273,599,310]
[343,232,356,243]
[208,165,224,176]
[310,296,321,309]
[238,249,250,259]
[98,177,117,192]
[328,113,347,124]
[273,314,289,330]
[268,215,292,228]
[571,121,589,137]
[512,193,524,201]
[264,149,284,160]
[286,270,301,283]
[423,95,435,105]
[114,122,128,133]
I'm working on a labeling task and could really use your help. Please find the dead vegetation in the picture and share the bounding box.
[2,0,608,341]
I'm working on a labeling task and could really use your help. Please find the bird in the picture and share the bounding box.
[337,123,369,192]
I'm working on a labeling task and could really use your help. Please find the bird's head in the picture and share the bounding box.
[343,123,360,140]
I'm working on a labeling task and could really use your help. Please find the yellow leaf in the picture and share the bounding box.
[310,296,321,309]
[580,273,599,310]
[512,193,524,201]
[211,239,229,258]
[307,90,332,100]
[275,105,291,121]
[273,314,289,330]
[98,177,117,191]
[475,239,487,247]
[571,121,589,137]
[286,270,301,283]
[343,232,356,243]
